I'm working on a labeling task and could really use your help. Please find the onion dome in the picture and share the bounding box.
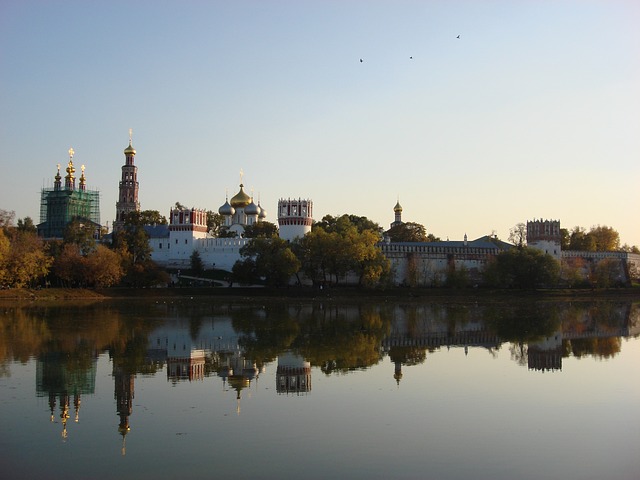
[258,203,267,219]
[394,201,402,213]
[245,199,260,216]
[218,199,235,216]
[230,184,251,208]
[124,140,136,155]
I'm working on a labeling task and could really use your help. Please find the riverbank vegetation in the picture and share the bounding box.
[1,208,638,293]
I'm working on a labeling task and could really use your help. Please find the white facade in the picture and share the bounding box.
[278,198,313,242]
[148,185,315,272]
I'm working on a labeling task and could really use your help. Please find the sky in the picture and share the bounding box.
[1,0,639,246]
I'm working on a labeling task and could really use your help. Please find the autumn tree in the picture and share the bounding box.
[1,229,52,288]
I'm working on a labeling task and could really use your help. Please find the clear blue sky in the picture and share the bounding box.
[1,1,638,245]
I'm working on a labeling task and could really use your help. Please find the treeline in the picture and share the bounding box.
[0,209,167,289]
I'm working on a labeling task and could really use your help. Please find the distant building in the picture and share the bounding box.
[113,131,140,232]
[37,148,101,240]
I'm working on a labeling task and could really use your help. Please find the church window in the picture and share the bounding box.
[158,243,162,249]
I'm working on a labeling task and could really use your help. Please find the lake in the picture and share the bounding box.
[1,297,639,480]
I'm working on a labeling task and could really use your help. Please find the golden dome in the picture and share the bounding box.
[394,201,402,213]
[124,142,136,155]
[230,184,251,208]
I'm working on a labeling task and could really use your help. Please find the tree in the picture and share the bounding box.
[190,250,204,276]
[236,237,300,287]
[386,222,428,242]
[206,210,224,236]
[243,221,278,238]
[315,214,383,236]
[1,229,52,288]
[568,226,596,251]
[83,245,124,287]
[588,225,620,252]
[53,243,85,286]
[138,210,167,226]
[483,247,560,289]
[295,216,389,286]
[64,218,98,254]
[0,209,15,230]
[16,217,37,234]
[508,223,526,247]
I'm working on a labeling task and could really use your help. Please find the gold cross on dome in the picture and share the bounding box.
[68,147,74,159]
[239,168,244,185]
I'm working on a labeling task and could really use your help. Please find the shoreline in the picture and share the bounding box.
[1,286,639,303]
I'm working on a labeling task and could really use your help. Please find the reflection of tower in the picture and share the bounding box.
[276,352,311,395]
[527,332,563,372]
[219,350,259,415]
[167,349,206,382]
[113,365,135,455]
[277,198,313,242]
[393,360,403,385]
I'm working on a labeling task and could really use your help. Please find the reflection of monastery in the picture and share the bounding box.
[383,302,640,376]
[36,351,98,440]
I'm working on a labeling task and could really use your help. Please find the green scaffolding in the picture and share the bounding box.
[38,187,101,239]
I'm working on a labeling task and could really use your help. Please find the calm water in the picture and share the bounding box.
[1,297,638,480]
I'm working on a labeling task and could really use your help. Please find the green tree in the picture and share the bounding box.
[568,226,596,251]
[139,210,167,226]
[243,221,278,238]
[206,210,224,236]
[16,217,37,234]
[386,222,429,242]
[64,218,98,254]
[483,247,560,289]
[295,216,389,287]
[190,250,204,276]
[236,237,300,287]
[315,214,383,236]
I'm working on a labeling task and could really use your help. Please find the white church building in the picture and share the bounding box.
[146,182,313,272]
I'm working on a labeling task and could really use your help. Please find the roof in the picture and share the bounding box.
[385,236,513,251]
[144,225,170,238]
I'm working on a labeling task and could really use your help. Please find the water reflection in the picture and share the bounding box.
[1,299,638,446]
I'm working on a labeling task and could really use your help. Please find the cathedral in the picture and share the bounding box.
[37,147,101,240]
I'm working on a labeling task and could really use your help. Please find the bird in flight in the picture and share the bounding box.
[360,58,363,62]
[456,35,460,39]
[409,56,413,59]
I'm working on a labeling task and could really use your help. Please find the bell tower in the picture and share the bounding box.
[114,129,140,232]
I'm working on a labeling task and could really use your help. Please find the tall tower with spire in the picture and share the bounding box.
[113,130,140,232]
